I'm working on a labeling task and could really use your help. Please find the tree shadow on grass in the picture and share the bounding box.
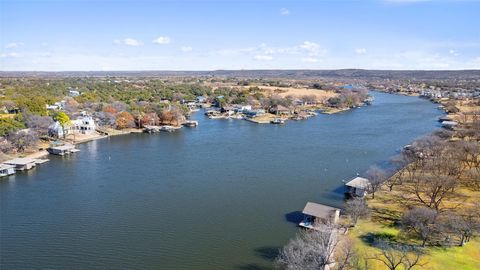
[361,232,398,246]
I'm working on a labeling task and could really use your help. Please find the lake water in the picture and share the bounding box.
[0,92,441,269]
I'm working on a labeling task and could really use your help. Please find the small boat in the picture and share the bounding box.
[183,120,198,127]
[271,118,285,124]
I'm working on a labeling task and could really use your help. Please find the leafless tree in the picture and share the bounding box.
[370,240,425,270]
[443,210,480,246]
[276,226,338,270]
[366,165,388,199]
[409,174,457,211]
[335,237,363,270]
[345,198,370,227]
[401,207,438,247]
[25,114,53,137]
[7,130,38,153]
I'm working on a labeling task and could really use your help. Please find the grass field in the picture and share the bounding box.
[347,184,480,270]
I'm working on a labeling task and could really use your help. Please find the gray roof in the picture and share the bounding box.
[49,144,75,151]
[345,177,371,189]
[3,158,37,166]
[302,202,340,219]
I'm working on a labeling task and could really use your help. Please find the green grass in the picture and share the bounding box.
[349,219,480,270]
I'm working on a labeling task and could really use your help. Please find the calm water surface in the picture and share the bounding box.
[0,92,441,269]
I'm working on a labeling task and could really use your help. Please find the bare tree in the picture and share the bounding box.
[7,130,38,153]
[276,226,338,270]
[25,114,53,137]
[401,207,438,247]
[443,210,480,246]
[409,174,457,211]
[370,240,425,270]
[366,165,388,199]
[335,237,363,270]
[345,198,370,227]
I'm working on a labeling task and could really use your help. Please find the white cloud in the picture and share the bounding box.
[280,8,290,15]
[0,52,21,58]
[449,49,459,56]
[301,57,318,63]
[114,38,143,46]
[5,42,24,49]
[153,36,171,45]
[181,46,193,52]
[254,55,273,61]
[355,48,367,54]
[299,41,326,57]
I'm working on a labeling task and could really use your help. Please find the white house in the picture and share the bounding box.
[71,116,96,134]
[68,90,80,97]
[48,121,68,138]
[48,116,96,138]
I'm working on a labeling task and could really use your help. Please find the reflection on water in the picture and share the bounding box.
[0,92,441,269]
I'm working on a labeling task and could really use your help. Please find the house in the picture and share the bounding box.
[196,96,207,103]
[234,105,252,112]
[244,109,265,118]
[3,158,37,171]
[71,116,96,134]
[0,164,15,177]
[47,144,79,155]
[270,105,291,115]
[68,89,80,97]
[221,105,235,115]
[48,121,68,138]
[345,177,371,197]
[442,121,458,130]
[299,202,341,229]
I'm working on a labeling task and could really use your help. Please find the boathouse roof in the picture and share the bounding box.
[345,177,371,189]
[302,202,340,219]
[49,144,75,151]
[3,158,37,166]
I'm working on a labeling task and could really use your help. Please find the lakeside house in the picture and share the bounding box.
[48,115,96,138]
[270,105,292,116]
[72,115,96,134]
[344,177,371,197]
[299,202,341,229]
[3,158,37,171]
[0,164,16,177]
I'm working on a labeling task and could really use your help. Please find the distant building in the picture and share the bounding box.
[68,90,80,97]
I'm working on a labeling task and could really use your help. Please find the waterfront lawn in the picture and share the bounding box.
[348,185,480,270]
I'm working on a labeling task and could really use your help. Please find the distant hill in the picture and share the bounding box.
[1,69,479,80]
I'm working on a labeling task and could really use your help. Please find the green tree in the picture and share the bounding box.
[54,112,71,139]
[0,117,26,136]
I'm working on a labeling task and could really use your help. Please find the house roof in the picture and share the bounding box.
[345,177,371,189]
[3,158,37,166]
[275,105,290,111]
[302,202,340,219]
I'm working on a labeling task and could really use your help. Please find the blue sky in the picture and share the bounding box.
[1,0,479,71]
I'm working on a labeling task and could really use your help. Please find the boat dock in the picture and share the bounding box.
[144,125,182,133]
